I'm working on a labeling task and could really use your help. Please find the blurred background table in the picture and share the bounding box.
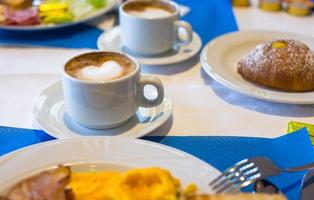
[0,0,313,139]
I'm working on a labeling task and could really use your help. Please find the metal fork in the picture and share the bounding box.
[209,157,314,194]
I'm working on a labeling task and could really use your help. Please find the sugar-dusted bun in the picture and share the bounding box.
[237,39,314,92]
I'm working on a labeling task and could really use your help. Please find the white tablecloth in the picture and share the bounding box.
[1,1,314,138]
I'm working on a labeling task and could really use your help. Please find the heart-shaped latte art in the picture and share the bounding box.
[75,61,124,81]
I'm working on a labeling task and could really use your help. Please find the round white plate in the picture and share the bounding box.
[97,26,202,66]
[33,81,173,139]
[0,0,116,31]
[0,137,220,193]
[201,30,314,104]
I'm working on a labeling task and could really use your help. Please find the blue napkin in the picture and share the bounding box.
[147,129,314,200]
[0,126,313,200]
[0,0,237,49]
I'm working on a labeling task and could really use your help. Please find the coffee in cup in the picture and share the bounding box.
[119,0,193,56]
[65,52,135,82]
[123,1,175,19]
[62,51,164,129]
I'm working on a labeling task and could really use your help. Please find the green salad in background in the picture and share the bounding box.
[0,0,108,26]
[45,0,107,19]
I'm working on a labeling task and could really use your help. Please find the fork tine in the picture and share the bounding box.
[213,166,258,193]
[214,176,236,193]
[236,172,261,189]
[220,170,261,194]
[210,159,254,190]
[209,159,250,186]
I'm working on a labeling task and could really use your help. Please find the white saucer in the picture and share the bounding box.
[201,30,314,104]
[33,81,173,139]
[97,26,202,66]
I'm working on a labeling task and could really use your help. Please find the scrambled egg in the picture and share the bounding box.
[69,167,183,200]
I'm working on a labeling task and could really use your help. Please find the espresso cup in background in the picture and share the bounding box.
[62,51,164,129]
[119,0,193,56]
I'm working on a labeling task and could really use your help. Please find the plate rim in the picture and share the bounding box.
[0,0,117,31]
[0,136,221,192]
[97,26,203,66]
[33,81,173,139]
[201,30,314,104]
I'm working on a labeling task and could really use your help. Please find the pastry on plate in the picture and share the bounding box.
[237,39,314,92]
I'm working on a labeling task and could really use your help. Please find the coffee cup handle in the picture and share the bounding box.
[174,21,193,47]
[138,76,164,108]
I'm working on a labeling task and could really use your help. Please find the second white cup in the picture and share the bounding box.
[119,0,193,56]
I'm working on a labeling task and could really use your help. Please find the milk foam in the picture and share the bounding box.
[127,7,172,19]
[75,61,124,81]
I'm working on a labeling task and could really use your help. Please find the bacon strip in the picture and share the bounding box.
[4,6,40,25]
[5,166,71,200]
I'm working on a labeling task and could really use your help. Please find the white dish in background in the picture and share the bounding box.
[33,81,172,139]
[201,30,314,104]
[0,137,220,193]
[0,0,116,31]
[97,26,202,66]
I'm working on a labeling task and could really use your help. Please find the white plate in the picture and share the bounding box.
[0,137,220,193]
[201,30,314,104]
[97,26,202,66]
[0,0,116,31]
[33,81,173,139]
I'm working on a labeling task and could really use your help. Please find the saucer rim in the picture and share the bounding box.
[33,81,173,139]
[97,26,202,66]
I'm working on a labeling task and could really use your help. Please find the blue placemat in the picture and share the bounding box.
[0,126,313,200]
[0,24,103,49]
[0,0,237,49]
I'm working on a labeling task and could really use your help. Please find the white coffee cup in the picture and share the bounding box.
[119,0,193,55]
[62,51,164,129]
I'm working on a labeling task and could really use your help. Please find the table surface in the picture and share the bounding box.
[1,0,314,138]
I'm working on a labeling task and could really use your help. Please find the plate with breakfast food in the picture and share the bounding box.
[0,137,286,200]
[201,30,314,104]
[0,0,116,31]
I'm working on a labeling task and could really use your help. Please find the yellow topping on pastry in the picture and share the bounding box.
[272,41,288,49]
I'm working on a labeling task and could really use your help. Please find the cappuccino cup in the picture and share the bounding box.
[119,0,193,55]
[62,51,164,129]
